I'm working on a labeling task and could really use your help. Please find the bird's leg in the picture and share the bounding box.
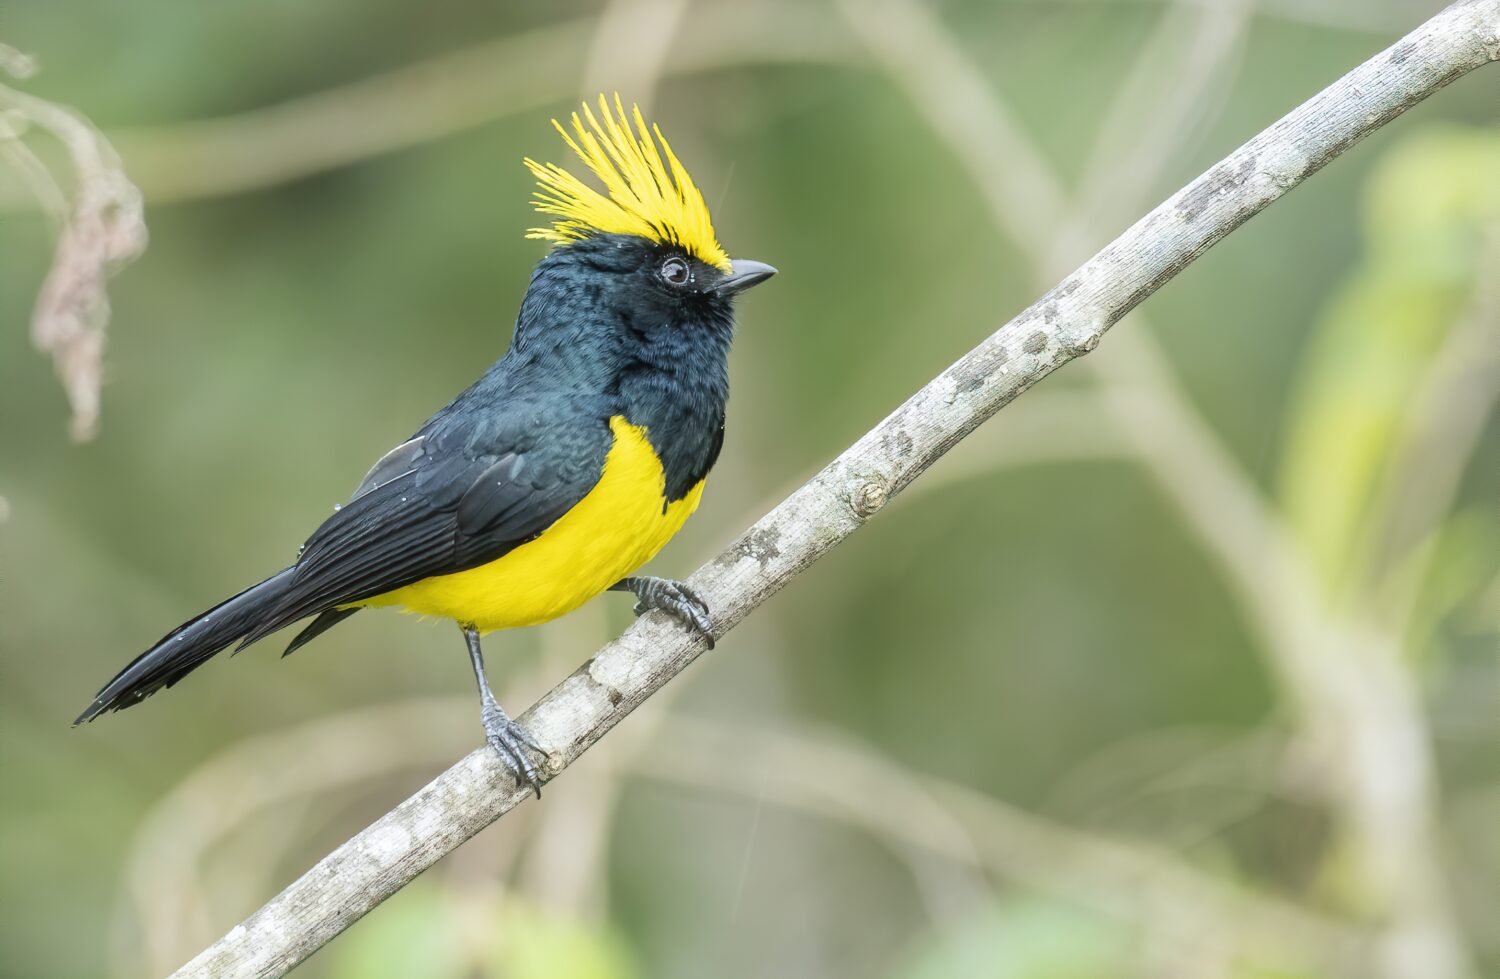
[609,576,715,649]
[463,626,547,798]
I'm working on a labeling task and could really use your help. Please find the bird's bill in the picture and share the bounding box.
[716,259,778,295]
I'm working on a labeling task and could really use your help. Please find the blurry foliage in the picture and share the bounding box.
[1407,506,1499,660]
[1,1,1498,978]
[1277,126,1500,594]
[326,883,638,979]
[895,897,1131,979]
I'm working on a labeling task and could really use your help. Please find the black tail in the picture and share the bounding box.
[75,568,299,724]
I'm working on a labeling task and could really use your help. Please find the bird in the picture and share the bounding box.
[75,94,776,796]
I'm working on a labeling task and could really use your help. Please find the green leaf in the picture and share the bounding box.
[485,899,640,979]
[325,884,468,979]
[1277,126,1500,593]
[325,883,638,979]
[893,897,1131,979]
[1401,506,1500,653]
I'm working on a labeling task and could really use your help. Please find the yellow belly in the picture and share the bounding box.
[359,416,704,632]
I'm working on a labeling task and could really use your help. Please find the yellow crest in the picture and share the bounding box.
[524,94,732,272]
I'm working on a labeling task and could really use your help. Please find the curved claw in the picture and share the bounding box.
[671,584,715,646]
[633,578,715,648]
[482,705,547,798]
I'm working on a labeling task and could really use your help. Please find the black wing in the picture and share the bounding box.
[239,400,614,646]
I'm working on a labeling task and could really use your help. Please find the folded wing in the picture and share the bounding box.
[239,403,614,646]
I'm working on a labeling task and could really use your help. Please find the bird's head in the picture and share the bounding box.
[519,95,775,359]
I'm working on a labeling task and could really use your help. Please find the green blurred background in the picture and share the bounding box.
[2,1,1497,977]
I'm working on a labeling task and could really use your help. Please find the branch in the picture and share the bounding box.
[172,4,1500,976]
[844,2,1479,972]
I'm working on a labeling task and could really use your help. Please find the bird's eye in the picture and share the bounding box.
[659,256,691,287]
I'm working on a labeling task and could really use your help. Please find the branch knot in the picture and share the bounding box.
[851,479,889,518]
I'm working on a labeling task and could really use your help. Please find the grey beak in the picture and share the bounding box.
[716,259,778,295]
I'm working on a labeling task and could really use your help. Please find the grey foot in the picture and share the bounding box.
[482,703,547,798]
[464,625,547,798]
[612,576,715,648]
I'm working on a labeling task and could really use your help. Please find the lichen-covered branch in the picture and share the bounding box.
[840,2,1486,975]
[172,3,1500,976]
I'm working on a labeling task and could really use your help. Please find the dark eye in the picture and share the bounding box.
[659,256,691,287]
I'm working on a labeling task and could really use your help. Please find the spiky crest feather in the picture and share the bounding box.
[524,94,732,272]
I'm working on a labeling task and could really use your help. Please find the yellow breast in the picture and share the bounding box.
[360,416,703,632]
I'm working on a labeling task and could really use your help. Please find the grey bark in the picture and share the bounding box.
[171,3,1500,976]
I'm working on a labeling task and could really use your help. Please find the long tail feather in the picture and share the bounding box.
[75,568,297,724]
[283,607,359,657]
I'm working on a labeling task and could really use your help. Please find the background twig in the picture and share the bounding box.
[0,47,146,441]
